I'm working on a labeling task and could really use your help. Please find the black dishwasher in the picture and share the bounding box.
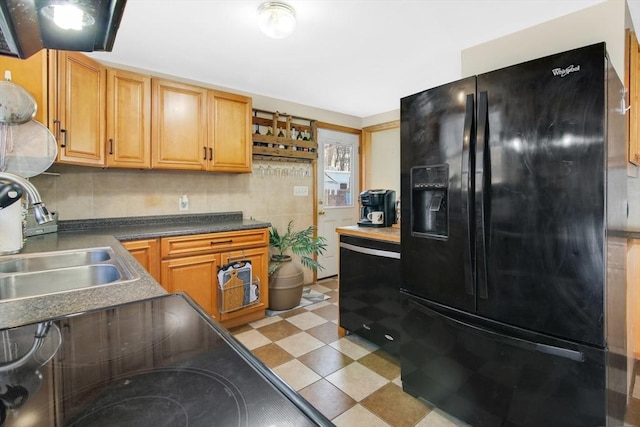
[339,234,402,356]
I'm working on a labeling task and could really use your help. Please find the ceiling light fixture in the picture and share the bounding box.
[40,4,95,31]
[257,1,296,39]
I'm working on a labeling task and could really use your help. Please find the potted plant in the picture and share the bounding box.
[268,220,327,310]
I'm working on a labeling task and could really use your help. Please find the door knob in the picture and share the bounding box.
[318,210,326,215]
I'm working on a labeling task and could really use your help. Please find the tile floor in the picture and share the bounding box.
[229,278,466,426]
[231,277,640,427]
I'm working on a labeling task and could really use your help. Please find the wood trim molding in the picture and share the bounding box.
[316,121,362,134]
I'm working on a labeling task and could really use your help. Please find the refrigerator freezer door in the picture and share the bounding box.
[400,76,476,312]
[400,296,610,427]
[475,43,606,347]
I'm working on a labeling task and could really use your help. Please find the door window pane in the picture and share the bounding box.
[323,142,353,207]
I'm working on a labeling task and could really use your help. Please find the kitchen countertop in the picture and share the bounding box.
[0,212,271,330]
[336,225,400,244]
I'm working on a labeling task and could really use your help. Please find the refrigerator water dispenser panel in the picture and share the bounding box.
[411,165,448,239]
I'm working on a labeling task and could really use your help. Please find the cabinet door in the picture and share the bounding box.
[0,49,49,125]
[122,238,160,282]
[160,254,219,316]
[208,90,252,172]
[219,246,269,327]
[106,69,151,168]
[152,79,207,170]
[55,51,106,166]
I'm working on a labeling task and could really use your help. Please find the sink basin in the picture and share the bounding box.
[0,247,139,302]
[0,249,111,273]
[0,265,122,300]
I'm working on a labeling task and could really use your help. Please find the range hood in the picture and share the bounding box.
[0,0,127,59]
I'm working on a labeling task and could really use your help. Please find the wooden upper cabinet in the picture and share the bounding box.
[0,50,50,126]
[628,30,640,166]
[55,51,106,166]
[208,90,252,172]
[107,69,151,168]
[151,79,208,170]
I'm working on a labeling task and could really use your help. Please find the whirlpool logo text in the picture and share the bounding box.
[551,64,580,77]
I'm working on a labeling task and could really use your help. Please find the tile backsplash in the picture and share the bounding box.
[30,160,314,235]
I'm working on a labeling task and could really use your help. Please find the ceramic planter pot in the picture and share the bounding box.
[268,255,304,310]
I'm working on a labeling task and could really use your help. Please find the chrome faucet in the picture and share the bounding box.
[0,172,53,224]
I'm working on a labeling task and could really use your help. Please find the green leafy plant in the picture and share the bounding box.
[269,220,327,275]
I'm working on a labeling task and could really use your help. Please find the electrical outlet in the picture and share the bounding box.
[179,195,189,211]
[293,186,308,196]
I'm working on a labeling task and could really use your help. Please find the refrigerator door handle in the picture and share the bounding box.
[408,299,585,362]
[461,93,475,296]
[475,91,490,299]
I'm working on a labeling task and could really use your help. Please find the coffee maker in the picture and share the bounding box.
[358,189,397,227]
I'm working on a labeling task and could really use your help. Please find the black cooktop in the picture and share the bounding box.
[0,294,332,426]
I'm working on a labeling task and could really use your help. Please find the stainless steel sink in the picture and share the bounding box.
[0,247,138,302]
[0,249,111,273]
[0,265,122,300]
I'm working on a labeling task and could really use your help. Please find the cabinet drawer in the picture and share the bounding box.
[161,228,268,258]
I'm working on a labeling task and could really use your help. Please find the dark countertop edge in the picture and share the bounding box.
[58,211,245,232]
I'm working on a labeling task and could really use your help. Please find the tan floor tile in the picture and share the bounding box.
[318,278,339,290]
[272,359,321,391]
[305,300,331,311]
[249,315,283,329]
[228,323,252,334]
[332,404,391,427]
[325,362,388,401]
[233,329,271,350]
[299,378,356,420]
[307,283,332,294]
[330,335,378,360]
[257,319,302,341]
[361,383,430,427]
[286,311,328,330]
[305,322,341,344]
[325,290,339,301]
[310,303,339,321]
[415,408,470,427]
[279,306,308,319]
[251,343,294,368]
[358,350,400,380]
[276,331,325,358]
[298,345,354,377]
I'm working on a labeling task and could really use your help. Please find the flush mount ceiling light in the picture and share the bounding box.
[257,1,296,39]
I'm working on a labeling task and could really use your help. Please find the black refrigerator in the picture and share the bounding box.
[400,42,628,427]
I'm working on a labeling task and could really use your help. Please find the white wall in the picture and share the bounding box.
[461,0,627,78]
[369,127,400,195]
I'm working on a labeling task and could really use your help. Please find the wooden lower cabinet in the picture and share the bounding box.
[122,238,160,282]
[161,254,219,315]
[158,228,269,327]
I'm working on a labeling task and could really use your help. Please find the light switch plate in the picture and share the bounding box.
[293,186,308,196]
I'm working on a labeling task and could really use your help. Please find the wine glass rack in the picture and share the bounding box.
[252,109,318,162]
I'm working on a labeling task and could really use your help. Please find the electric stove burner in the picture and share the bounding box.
[65,368,247,427]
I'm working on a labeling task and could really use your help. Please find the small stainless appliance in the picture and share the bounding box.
[358,189,396,227]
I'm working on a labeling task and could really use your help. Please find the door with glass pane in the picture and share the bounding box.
[317,128,360,279]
